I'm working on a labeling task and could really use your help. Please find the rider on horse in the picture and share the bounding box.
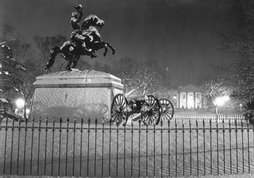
[43,4,115,71]
[61,4,96,58]
[71,5,97,58]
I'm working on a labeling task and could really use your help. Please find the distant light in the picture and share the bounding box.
[15,98,25,109]
[214,95,230,106]
[173,95,177,99]
[26,108,30,115]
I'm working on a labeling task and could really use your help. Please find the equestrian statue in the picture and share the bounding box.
[44,4,115,71]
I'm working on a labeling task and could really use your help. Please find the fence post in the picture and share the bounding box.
[153,122,156,177]
[241,119,244,173]
[37,119,41,176]
[58,118,62,176]
[44,118,48,175]
[73,119,76,176]
[10,119,14,174]
[101,119,104,177]
[146,121,148,177]
[138,120,141,177]
[216,119,219,175]
[247,120,250,173]
[87,118,90,177]
[203,119,206,175]
[161,120,164,178]
[175,120,178,177]
[94,119,98,177]
[229,119,232,174]
[168,119,171,176]
[222,119,225,174]
[51,118,55,176]
[182,121,185,176]
[235,119,238,174]
[189,120,192,175]
[3,119,8,174]
[30,118,35,175]
[80,118,83,177]
[65,118,69,176]
[123,121,126,177]
[209,119,212,174]
[22,118,27,175]
[196,120,199,176]
[131,122,133,177]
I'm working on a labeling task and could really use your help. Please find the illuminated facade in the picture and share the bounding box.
[156,84,205,109]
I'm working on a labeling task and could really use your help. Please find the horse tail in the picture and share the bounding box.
[43,46,61,70]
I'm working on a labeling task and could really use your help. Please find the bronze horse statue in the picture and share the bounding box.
[44,14,115,71]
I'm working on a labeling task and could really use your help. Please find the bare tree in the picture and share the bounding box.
[112,58,167,97]
[201,78,231,115]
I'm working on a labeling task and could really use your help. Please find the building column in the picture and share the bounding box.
[186,92,188,109]
[177,92,180,108]
[194,92,196,109]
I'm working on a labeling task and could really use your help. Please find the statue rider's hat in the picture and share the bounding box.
[71,12,78,17]
[74,4,82,12]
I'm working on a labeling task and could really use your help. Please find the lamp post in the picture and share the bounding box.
[214,95,230,116]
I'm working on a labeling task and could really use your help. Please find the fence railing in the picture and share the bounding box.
[0,117,254,177]
[173,114,245,122]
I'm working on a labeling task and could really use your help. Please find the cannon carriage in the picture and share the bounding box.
[110,94,174,126]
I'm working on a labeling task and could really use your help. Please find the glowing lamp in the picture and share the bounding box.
[15,98,25,109]
[214,95,230,107]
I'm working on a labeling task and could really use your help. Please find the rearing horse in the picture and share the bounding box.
[44,14,115,71]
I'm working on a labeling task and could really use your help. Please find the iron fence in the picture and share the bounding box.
[0,117,254,177]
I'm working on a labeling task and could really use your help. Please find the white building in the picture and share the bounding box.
[156,84,206,110]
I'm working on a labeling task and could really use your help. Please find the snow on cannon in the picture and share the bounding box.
[110,94,174,126]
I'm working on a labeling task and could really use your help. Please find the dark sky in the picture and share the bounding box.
[0,0,230,86]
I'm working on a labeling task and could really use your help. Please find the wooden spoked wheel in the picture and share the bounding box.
[110,94,128,125]
[159,98,174,122]
[141,95,161,125]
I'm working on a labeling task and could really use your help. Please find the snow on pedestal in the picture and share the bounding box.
[30,70,124,123]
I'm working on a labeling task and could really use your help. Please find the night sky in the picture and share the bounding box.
[0,0,230,86]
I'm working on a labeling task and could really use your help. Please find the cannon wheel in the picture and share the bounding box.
[159,98,174,122]
[141,95,161,125]
[110,94,128,125]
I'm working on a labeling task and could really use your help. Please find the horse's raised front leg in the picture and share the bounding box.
[103,45,108,57]
[106,43,116,55]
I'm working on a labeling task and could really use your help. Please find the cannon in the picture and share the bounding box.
[0,98,26,123]
[110,94,174,125]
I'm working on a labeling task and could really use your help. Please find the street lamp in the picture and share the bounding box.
[15,98,28,118]
[214,95,230,107]
[214,95,230,115]
[15,98,25,109]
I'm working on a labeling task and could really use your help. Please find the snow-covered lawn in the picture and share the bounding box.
[1,119,254,177]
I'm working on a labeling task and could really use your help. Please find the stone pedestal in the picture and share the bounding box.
[30,70,124,122]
